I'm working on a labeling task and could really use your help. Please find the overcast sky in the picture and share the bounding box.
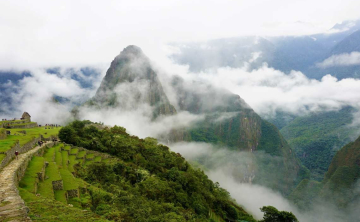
[1,0,360,70]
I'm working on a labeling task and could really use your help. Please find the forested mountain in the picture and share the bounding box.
[57,120,258,221]
[289,135,360,219]
[277,107,358,180]
[80,46,308,194]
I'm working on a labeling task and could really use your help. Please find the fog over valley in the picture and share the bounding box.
[1,1,360,221]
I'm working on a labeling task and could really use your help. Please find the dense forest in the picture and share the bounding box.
[59,120,298,222]
[59,120,257,221]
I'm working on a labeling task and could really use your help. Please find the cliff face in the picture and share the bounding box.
[93,45,176,118]
[171,76,262,151]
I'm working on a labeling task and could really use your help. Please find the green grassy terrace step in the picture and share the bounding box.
[0,127,61,155]
[77,151,86,158]
[19,142,114,220]
[70,148,78,155]
[19,156,45,193]
[19,188,110,222]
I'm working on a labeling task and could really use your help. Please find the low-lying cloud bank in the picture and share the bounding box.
[0,67,103,124]
[170,142,360,222]
[78,105,203,139]
[317,51,360,68]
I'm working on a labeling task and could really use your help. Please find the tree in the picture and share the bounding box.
[260,206,298,222]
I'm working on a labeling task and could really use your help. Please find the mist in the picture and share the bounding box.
[170,142,360,222]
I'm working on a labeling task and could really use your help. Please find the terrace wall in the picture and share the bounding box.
[0,136,42,170]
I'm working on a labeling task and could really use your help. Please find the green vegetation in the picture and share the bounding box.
[280,107,357,180]
[19,188,109,222]
[70,148,78,154]
[0,127,61,153]
[289,135,360,210]
[77,151,86,158]
[19,156,45,193]
[58,120,257,222]
[0,154,5,163]
[259,206,298,222]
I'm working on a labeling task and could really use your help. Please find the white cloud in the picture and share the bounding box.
[317,51,360,68]
[169,63,360,117]
[3,68,103,124]
[0,0,360,70]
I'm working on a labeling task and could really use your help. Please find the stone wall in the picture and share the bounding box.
[52,180,64,190]
[14,142,56,186]
[69,145,112,160]
[67,189,79,198]
[7,123,38,129]
[0,136,43,170]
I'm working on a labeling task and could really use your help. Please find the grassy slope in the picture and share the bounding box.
[19,156,45,193]
[0,127,61,153]
[19,188,110,222]
[19,144,112,220]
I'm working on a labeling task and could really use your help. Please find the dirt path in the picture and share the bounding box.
[0,142,50,222]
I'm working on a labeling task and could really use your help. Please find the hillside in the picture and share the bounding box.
[279,107,357,180]
[289,135,360,212]
[53,120,257,222]
[80,46,308,194]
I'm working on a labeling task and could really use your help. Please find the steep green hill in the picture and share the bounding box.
[279,107,357,180]
[56,120,257,222]
[171,76,306,193]
[289,135,360,210]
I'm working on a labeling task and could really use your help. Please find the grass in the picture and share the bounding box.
[0,154,5,163]
[18,142,118,221]
[64,145,71,151]
[94,156,102,162]
[0,127,61,153]
[19,156,45,193]
[68,155,79,172]
[84,160,95,166]
[86,153,94,159]
[19,188,109,221]
[54,190,68,203]
[44,147,56,162]
[55,148,62,166]
[37,162,62,199]
[61,151,69,167]
[59,168,78,190]
[70,148,78,155]
[77,151,86,158]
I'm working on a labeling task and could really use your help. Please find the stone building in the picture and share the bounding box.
[21,112,31,122]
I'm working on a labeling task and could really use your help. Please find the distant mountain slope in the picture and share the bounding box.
[330,30,360,54]
[91,45,176,118]
[290,135,360,212]
[170,20,360,80]
[279,107,357,180]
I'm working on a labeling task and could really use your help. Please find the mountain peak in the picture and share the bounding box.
[121,45,143,57]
